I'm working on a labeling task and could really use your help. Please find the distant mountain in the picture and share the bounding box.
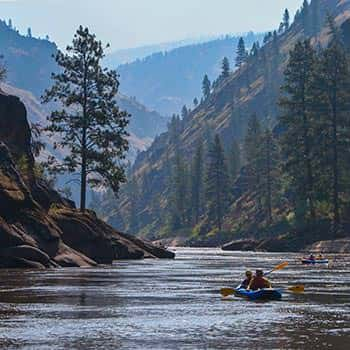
[0,19,169,147]
[105,36,222,66]
[112,32,264,116]
[117,94,168,140]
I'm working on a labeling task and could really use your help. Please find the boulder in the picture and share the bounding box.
[54,244,98,268]
[0,245,51,267]
[0,256,46,269]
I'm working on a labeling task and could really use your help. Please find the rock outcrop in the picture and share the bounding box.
[0,92,174,268]
[306,239,350,254]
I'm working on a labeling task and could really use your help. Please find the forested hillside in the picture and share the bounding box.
[114,33,263,115]
[102,0,350,250]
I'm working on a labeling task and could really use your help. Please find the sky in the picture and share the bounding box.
[0,0,303,51]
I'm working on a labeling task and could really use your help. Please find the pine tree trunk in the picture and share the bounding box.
[266,136,272,224]
[302,93,315,221]
[331,93,340,237]
[80,58,88,212]
[80,126,87,212]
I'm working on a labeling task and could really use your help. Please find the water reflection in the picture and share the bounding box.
[0,249,349,349]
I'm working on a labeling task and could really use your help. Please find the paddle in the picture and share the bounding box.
[264,261,289,276]
[288,285,304,293]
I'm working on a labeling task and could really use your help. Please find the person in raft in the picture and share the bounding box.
[240,270,253,289]
[309,253,315,260]
[247,269,272,291]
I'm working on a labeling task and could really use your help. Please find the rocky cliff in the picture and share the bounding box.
[0,92,174,268]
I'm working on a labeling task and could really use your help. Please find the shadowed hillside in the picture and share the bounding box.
[103,0,350,249]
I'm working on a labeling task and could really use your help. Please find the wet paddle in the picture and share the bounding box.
[287,285,305,293]
[264,261,289,276]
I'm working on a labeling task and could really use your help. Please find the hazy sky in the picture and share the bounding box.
[0,0,303,50]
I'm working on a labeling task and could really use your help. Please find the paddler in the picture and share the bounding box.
[240,270,253,289]
[247,269,272,291]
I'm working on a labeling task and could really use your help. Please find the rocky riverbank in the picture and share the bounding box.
[222,237,350,254]
[0,92,174,269]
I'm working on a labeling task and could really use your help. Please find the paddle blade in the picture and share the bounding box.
[220,288,235,297]
[288,285,305,293]
[271,261,289,273]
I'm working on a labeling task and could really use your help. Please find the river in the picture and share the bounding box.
[0,248,349,349]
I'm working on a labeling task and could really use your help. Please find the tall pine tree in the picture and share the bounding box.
[202,74,211,100]
[283,9,290,31]
[205,135,229,231]
[259,128,280,223]
[191,141,204,225]
[314,19,350,236]
[42,26,129,211]
[236,37,247,68]
[227,139,241,185]
[279,40,318,223]
[244,114,263,193]
[221,57,230,78]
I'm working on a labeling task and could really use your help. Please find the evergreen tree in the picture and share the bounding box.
[181,105,189,120]
[302,0,311,36]
[260,128,280,223]
[168,114,182,144]
[221,57,230,78]
[27,27,32,38]
[314,20,350,236]
[193,97,199,107]
[227,139,241,185]
[205,135,230,230]
[202,74,211,100]
[311,0,322,35]
[42,26,130,211]
[283,9,290,30]
[235,37,247,68]
[279,40,317,223]
[244,114,263,199]
[191,141,204,225]
[8,19,12,29]
[127,178,140,232]
[169,152,189,229]
[0,55,6,82]
[278,22,285,34]
[250,42,259,58]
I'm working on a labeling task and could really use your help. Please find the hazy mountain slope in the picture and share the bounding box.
[105,36,222,66]
[114,33,263,115]
[117,95,168,140]
[0,83,152,161]
[0,20,57,97]
[0,19,169,146]
[106,0,350,240]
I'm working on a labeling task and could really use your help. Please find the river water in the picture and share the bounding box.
[0,248,349,349]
